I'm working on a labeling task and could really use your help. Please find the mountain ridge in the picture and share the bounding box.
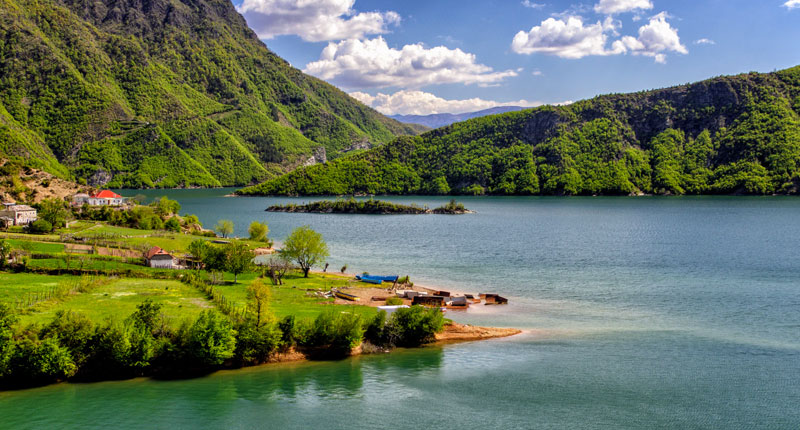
[239,66,800,196]
[0,0,418,188]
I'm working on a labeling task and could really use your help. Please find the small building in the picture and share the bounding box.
[0,202,38,226]
[71,193,90,207]
[480,293,509,305]
[145,246,175,269]
[86,190,126,206]
[412,295,446,307]
[448,296,469,307]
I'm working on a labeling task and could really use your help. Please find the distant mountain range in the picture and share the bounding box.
[0,0,419,189]
[240,66,800,197]
[389,106,528,129]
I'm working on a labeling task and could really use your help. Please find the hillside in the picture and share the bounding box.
[0,0,418,189]
[390,106,526,129]
[239,66,800,196]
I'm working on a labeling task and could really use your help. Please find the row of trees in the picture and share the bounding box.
[0,299,444,388]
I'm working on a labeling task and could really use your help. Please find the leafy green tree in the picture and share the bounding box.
[246,279,271,327]
[386,306,444,347]
[225,241,254,283]
[184,311,236,367]
[188,240,210,271]
[40,311,95,369]
[37,198,70,230]
[234,317,281,365]
[303,310,364,358]
[164,218,181,232]
[201,245,228,274]
[248,221,269,242]
[0,304,17,378]
[28,219,53,234]
[281,226,329,277]
[7,337,76,385]
[215,220,234,238]
[153,197,181,217]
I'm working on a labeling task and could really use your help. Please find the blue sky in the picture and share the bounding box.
[233,0,800,115]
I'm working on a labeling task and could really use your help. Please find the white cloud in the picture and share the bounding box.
[694,38,715,45]
[349,90,544,115]
[612,12,687,63]
[511,16,624,58]
[237,0,400,42]
[784,0,800,9]
[304,37,518,89]
[532,69,544,76]
[522,1,546,9]
[594,0,653,15]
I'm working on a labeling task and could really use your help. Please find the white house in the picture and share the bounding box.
[145,246,175,269]
[0,202,38,226]
[74,190,127,207]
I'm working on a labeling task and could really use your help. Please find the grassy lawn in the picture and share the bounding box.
[26,258,154,272]
[0,272,82,304]
[17,278,213,326]
[214,271,377,321]
[4,239,65,253]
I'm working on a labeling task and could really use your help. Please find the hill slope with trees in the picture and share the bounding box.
[239,66,800,196]
[0,0,418,188]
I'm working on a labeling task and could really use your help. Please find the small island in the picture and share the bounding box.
[266,199,474,215]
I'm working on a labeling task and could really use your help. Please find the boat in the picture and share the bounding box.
[356,274,399,284]
[334,290,360,301]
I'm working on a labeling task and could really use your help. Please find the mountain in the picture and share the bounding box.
[0,0,418,188]
[238,66,800,196]
[389,106,526,129]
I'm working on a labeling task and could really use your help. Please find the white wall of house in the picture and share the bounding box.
[0,208,37,226]
[149,257,175,269]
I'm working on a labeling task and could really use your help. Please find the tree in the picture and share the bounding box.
[201,245,227,275]
[281,226,329,278]
[184,311,236,367]
[188,240,210,271]
[28,219,53,234]
[153,197,181,217]
[37,198,70,230]
[262,256,292,285]
[246,279,271,328]
[225,241,254,283]
[215,220,234,238]
[164,218,181,232]
[0,239,11,269]
[248,221,269,242]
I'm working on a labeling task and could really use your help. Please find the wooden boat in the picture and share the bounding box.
[334,290,359,301]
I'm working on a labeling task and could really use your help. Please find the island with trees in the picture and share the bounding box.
[266,199,473,215]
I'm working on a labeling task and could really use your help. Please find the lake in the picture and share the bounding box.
[2,191,798,429]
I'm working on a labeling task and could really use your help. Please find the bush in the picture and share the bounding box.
[234,317,281,365]
[6,337,76,385]
[40,311,94,368]
[88,319,154,377]
[248,221,269,242]
[386,306,444,347]
[182,311,236,368]
[28,219,53,234]
[363,310,387,345]
[164,218,181,232]
[302,310,364,358]
[385,297,403,306]
[278,315,298,348]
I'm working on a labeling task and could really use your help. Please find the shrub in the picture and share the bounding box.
[183,311,236,368]
[386,306,444,347]
[248,221,269,242]
[40,311,95,368]
[385,297,403,306]
[28,219,53,234]
[363,310,387,345]
[7,337,76,385]
[234,317,281,365]
[303,310,364,358]
[278,315,298,348]
[164,218,181,233]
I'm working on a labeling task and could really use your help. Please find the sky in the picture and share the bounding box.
[232,0,800,116]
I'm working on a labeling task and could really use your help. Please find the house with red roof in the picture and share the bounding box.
[73,190,127,207]
[145,246,175,269]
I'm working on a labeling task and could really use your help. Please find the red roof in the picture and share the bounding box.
[91,190,122,199]
[145,246,171,259]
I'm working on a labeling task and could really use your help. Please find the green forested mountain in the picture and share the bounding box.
[0,0,419,188]
[239,66,800,196]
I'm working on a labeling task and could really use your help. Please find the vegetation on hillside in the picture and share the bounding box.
[239,66,800,196]
[0,0,418,188]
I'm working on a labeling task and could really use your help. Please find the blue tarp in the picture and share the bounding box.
[356,275,399,283]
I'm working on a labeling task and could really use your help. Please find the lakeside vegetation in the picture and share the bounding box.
[0,202,447,389]
[0,0,420,188]
[267,199,472,215]
[239,66,800,197]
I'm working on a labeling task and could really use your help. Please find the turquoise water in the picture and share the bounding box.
[2,191,799,429]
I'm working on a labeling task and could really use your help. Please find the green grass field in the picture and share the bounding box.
[4,239,65,253]
[12,277,213,325]
[0,272,82,304]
